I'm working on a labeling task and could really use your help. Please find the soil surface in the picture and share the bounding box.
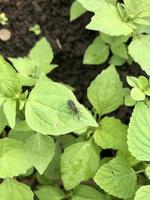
[0,0,142,124]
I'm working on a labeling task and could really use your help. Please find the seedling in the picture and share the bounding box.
[29,24,41,35]
[0,13,8,25]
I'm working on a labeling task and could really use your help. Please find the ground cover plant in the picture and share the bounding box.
[0,0,150,200]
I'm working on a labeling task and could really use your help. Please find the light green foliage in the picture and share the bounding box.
[86,2,134,36]
[0,13,8,25]
[25,133,55,174]
[36,141,61,184]
[9,120,35,142]
[94,156,136,199]
[9,37,57,86]
[29,24,41,35]
[25,79,98,136]
[72,184,105,200]
[94,117,127,150]
[128,35,150,75]
[3,99,16,128]
[61,141,99,190]
[70,1,86,21]
[127,76,150,101]
[88,65,124,115]
[109,55,125,66]
[0,138,32,178]
[0,107,7,133]
[134,185,150,200]
[0,55,21,98]
[128,103,150,161]
[0,178,34,200]
[83,36,109,65]
[145,165,150,179]
[35,185,65,200]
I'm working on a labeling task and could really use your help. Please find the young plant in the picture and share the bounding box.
[73,0,150,75]
[29,24,41,35]
[0,12,8,25]
[9,37,57,86]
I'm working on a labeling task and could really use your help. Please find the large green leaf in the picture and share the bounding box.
[70,0,86,21]
[128,35,150,75]
[3,99,16,128]
[86,3,134,36]
[0,55,21,98]
[0,178,34,200]
[61,141,99,190]
[25,79,98,136]
[25,133,55,174]
[87,65,124,115]
[0,138,32,178]
[94,156,136,199]
[94,117,127,150]
[134,185,150,200]
[128,102,150,160]
[83,36,109,65]
[72,184,104,200]
[35,185,65,200]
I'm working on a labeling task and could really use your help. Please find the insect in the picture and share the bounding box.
[67,99,80,119]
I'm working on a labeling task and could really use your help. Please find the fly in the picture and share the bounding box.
[67,99,80,119]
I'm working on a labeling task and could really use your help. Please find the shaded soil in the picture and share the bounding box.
[0,0,142,124]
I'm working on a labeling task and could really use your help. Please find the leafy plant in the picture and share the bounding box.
[71,0,150,75]
[0,12,8,25]
[29,24,41,35]
[9,37,57,86]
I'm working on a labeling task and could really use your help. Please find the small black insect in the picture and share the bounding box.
[67,99,80,118]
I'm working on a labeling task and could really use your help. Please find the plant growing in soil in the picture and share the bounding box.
[71,0,150,73]
[0,12,8,25]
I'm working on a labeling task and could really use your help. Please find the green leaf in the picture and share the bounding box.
[130,87,145,101]
[35,185,65,200]
[134,186,150,200]
[25,133,55,174]
[29,24,41,35]
[0,55,21,98]
[128,102,150,161]
[137,76,149,90]
[9,120,35,143]
[0,178,34,200]
[3,99,16,128]
[128,35,150,75]
[94,117,127,150]
[0,107,7,133]
[124,95,136,106]
[87,65,124,115]
[86,3,134,36]
[77,0,105,12]
[61,141,99,190]
[83,36,109,65]
[70,1,86,21]
[25,79,98,136]
[124,0,150,19]
[94,156,136,199]
[0,138,32,178]
[111,43,128,59]
[127,76,138,87]
[9,57,35,76]
[145,165,150,179]
[72,184,105,200]
[109,55,125,66]
[29,37,54,74]
[36,141,61,184]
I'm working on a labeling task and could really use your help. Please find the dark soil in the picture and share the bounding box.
[0,0,142,124]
